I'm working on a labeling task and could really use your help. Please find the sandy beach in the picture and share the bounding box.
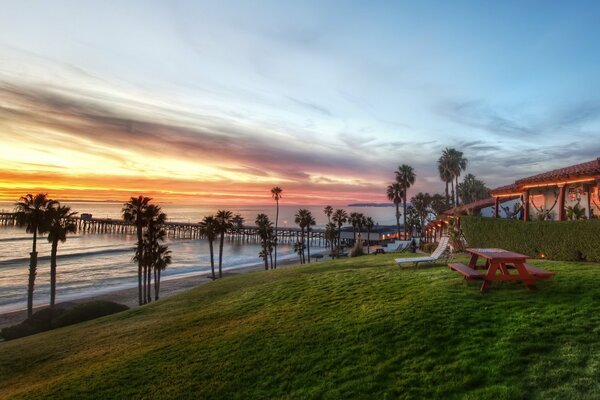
[0,253,327,330]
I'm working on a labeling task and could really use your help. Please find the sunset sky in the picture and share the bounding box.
[1,1,600,204]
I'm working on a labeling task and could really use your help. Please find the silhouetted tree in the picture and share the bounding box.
[47,204,77,307]
[122,195,151,305]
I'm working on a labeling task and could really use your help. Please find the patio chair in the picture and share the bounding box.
[395,236,451,267]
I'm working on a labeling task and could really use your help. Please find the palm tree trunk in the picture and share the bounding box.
[274,201,279,269]
[307,227,311,263]
[155,268,160,301]
[395,203,401,238]
[455,175,460,206]
[367,228,371,254]
[147,263,152,303]
[450,179,455,207]
[219,233,225,278]
[403,193,408,238]
[137,222,143,306]
[50,239,58,307]
[337,226,341,257]
[209,240,215,280]
[445,181,449,206]
[27,230,38,317]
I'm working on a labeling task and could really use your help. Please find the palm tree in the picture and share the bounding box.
[294,209,309,264]
[215,210,233,278]
[386,183,403,238]
[447,148,468,206]
[271,186,282,269]
[332,209,348,257]
[255,213,273,270]
[438,151,452,206]
[323,205,333,223]
[143,204,166,303]
[199,216,219,280]
[231,214,244,240]
[305,211,316,263]
[153,244,172,301]
[325,222,337,256]
[14,193,56,317]
[349,212,362,243]
[47,204,77,307]
[395,164,416,238]
[364,217,374,254]
[122,195,151,306]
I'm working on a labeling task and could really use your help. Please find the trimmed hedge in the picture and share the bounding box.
[461,216,600,262]
[1,301,128,341]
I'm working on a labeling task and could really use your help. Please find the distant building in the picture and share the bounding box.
[80,213,93,220]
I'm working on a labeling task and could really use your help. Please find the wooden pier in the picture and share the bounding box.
[0,213,328,246]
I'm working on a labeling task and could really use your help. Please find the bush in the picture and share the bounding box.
[461,216,600,262]
[54,301,129,328]
[1,301,128,341]
[350,241,364,257]
[421,242,438,254]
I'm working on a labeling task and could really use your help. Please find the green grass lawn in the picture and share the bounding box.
[2,254,600,399]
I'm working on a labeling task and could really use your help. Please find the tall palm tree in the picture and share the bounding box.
[255,213,273,270]
[143,204,166,303]
[332,209,348,257]
[349,212,362,243]
[395,164,416,238]
[14,193,56,317]
[122,195,151,306]
[323,205,333,223]
[199,216,219,280]
[438,149,453,206]
[271,186,282,269]
[305,211,316,263]
[294,209,309,264]
[364,217,374,254]
[447,149,468,206]
[386,183,403,238]
[47,204,77,307]
[325,222,337,256]
[215,210,233,278]
[153,244,172,301]
[231,214,244,240]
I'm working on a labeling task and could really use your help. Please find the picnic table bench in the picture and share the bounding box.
[449,248,555,292]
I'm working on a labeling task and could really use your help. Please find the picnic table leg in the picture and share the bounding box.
[514,262,537,289]
[468,253,478,269]
[480,261,499,293]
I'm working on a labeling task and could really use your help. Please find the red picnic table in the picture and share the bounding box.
[449,248,555,292]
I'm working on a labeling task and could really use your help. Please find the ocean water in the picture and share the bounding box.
[0,202,397,313]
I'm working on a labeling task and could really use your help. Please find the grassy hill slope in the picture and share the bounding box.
[1,254,600,399]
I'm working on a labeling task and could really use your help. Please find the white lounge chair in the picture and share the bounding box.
[395,236,451,267]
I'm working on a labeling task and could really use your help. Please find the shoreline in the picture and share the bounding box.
[0,252,327,330]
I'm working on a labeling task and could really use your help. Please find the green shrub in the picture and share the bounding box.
[350,241,364,257]
[53,301,129,328]
[420,242,438,254]
[1,301,128,341]
[461,216,600,262]
[1,308,66,341]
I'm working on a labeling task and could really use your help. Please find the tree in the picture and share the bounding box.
[387,182,403,238]
[270,186,282,269]
[122,195,151,305]
[395,164,416,238]
[430,193,448,218]
[364,217,374,254]
[411,192,432,235]
[332,209,348,257]
[137,204,167,304]
[305,211,316,263]
[458,174,489,204]
[231,214,244,240]
[438,152,453,206]
[349,212,362,242]
[153,244,172,301]
[294,209,310,264]
[323,205,333,223]
[405,206,421,236]
[199,216,219,280]
[47,204,77,307]
[14,193,56,317]
[325,222,337,256]
[255,213,273,270]
[444,148,468,206]
[215,210,233,278]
